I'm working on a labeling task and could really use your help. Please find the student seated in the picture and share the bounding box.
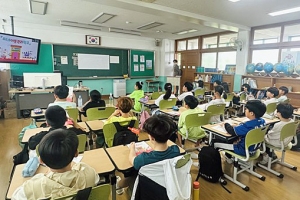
[198,85,227,123]
[213,80,221,87]
[277,86,289,103]
[28,105,87,157]
[81,90,105,117]
[12,129,99,200]
[177,96,205,147]
[263,87,279,106]
[260,103,294,164]
[152,83,175,115]
[213,100,266,163]
[116,115,180,192]
[105,97,137,126]
[233,84,254,103]
[177,82,194,105]
[128,81,144,112]
[48,85,76,109]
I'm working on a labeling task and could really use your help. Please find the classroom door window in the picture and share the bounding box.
[202,36,217,49]
[187,38,199,50]
[177,40,187,51]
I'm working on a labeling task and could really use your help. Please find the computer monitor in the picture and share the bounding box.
[23,73,61,88]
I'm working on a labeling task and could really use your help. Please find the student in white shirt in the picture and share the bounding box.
[177,82,194,102]
[277,86,288,103]
[263,87,279,106]
[153,83,176,115]
[48,85,76,109]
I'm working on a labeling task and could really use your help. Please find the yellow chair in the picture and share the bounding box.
[206,103,226,122]
[159,98,177,110]
[223,126,269,191]
[240,93,247,102]
[88,184,111,200]
[257,121,299,178]
[194,88,205,102]
[151,91,165,100]
[103,120,139,147]
[225,93,234,118]
[86,107,115,121]
[264,102,277,119]
[283,98,290,103]
[65,108,79,121]
[77,134,87,153]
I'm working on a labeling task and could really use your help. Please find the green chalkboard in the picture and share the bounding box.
[10,44,53,76]
[53,45,128,77]
[130,50,154,77]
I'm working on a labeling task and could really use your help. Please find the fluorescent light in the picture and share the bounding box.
[109,27,141,36]
[29,0,48,15]
[60,21,102,30]
[137,22,164,30]
[269,7,300,16]
[91,13,116,24]
[228,0,240,2]
[173,29,198,35]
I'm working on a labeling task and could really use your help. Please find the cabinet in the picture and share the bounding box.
[0,70,10,100]
[242,75,300,107]
[194,73,234,92]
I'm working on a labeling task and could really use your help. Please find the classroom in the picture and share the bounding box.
[1,0,300,199]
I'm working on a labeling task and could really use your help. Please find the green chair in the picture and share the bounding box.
[88,184,111,200]
[103,120,139,147]
[206,103,226,122]
[151,91,165,100]
[264,102,277,118]
[194,88,205,102]
[65,108,79,121]
[77,134,87,153]
[283,98,290,103]
[159,98,177,110]
[86,107,115,121]
[240,93,247,102]
[223,126,269,191]
[257,121,299,178]
[225,93,234,118]
[225,93,234,103]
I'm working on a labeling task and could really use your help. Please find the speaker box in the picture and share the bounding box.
[155,39,160,47]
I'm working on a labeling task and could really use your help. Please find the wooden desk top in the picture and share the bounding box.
[6,148,114,199]
[232,117,280,125]
[139,99,156,105]
[293,110,300,116]
[85,120,105,131]
[160,107,187,116]
[31,109,46,118]
[105,140,185,172]
[9,88,89,94]
[202,123,232,137]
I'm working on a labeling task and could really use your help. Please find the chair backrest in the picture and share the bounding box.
[280,121,299,142]
[103,120,139,147]
[77,134,87,153]
[225,93,234,102]
[206,104,226,116]
[65,108,79,121]
[185,112,211,129]
[283,98,290,103]
[88,184,111,200]
[244,125,269,158]
[151,92,165,100]
[240,93,246,102]
[159,98,177,110]
[266,102,277,115]
[194,88,205,96]
[175,154,191,168]
[86,107,115,121]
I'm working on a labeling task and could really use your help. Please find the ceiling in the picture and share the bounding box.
[0,0,299,40]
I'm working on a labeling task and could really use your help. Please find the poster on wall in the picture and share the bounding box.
[146,60,152,69]
[134,64,139,71]
[140,64,145,71]
[281,51,300,66]
[133,55,138,62]
[140,55,145,62]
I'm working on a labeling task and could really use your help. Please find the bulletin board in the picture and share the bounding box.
[130,50,154,77]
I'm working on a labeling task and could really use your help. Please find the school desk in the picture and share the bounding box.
[6,148,115,200]
[30,109,46,119]
[232,117,280,125]
[160,107,187,120]
[139,99,157,111]
[293,109,300,120]
[202,120,238,143]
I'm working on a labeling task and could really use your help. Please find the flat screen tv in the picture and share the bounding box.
[0,33,41,64]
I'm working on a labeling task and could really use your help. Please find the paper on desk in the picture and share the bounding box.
[127,141,153,156]
[213,125,227,133]
[73,155,83,163]
[101,119,107,123]
[167,111,180,115]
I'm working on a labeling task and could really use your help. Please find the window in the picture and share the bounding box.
[219,33,238,47]
[253,27,281,44]
[283,24,300,42]
[217,51,236,70]
[201,52,217,68]
[252,49,279,64]
[177,40,186,51]
[202,36,217,49]
[187,38,198,50]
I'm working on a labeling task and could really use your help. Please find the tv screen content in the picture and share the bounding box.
[0,33,41,64]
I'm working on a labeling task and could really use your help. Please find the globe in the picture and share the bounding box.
[282,63,295,77]
[274,63,283,73]
[246,63,255,74]
[295,64,300,75]
[263,62,274,75]
[255,63,263,71]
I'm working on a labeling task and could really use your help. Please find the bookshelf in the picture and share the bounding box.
[194,73,234,92]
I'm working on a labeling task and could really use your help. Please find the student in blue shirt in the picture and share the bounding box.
[214,100,266,162]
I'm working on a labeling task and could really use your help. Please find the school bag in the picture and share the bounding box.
[18,120,37,149]
[112,120,138,146]
[196,146,231,193]
[139,110,150,129]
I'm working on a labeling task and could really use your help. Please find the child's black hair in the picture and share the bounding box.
[214,85,227,99]
[90,90,101,102]
[45,105,67,129]
[214,80,222,86]
[163,83,172,100]
[183,82,193,92]
[38,129,78,169]
[245,100,266,118]
[242,84,251,92]
[279,86,289,95]
[142,115,177,143]
[135,81,143,90]
[53,85,69,99]
[173,59,178,63]
[267,87,279,97]
[184,95,198,109]
[277,103,294,119]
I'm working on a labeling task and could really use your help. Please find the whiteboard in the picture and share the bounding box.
[78,54,109,70]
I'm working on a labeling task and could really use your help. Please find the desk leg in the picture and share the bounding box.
[209,132,213,144]
[110,174,116,200]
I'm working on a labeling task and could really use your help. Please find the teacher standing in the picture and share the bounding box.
[173,59,181,96]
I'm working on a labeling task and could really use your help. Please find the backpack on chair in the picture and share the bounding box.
[196,146,231,193]
[112,120,138,146]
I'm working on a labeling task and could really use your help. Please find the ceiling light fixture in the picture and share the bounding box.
[109,27,141,36]
[137,22,164,30]
[228,0,240,2]
[29,0,48,15]
[60,21,102,30]
[269,6,300,16]
[173,29,198,35]
[91,12,116,24]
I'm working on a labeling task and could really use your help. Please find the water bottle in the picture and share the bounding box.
[109,93,114,106]
[78,95,82,107]
[193,181,200,200]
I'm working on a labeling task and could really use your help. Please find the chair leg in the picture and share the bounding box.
[257,149,284,178]
[277,150,297,170]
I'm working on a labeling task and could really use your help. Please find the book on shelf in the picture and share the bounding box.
[127,141,153,156]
